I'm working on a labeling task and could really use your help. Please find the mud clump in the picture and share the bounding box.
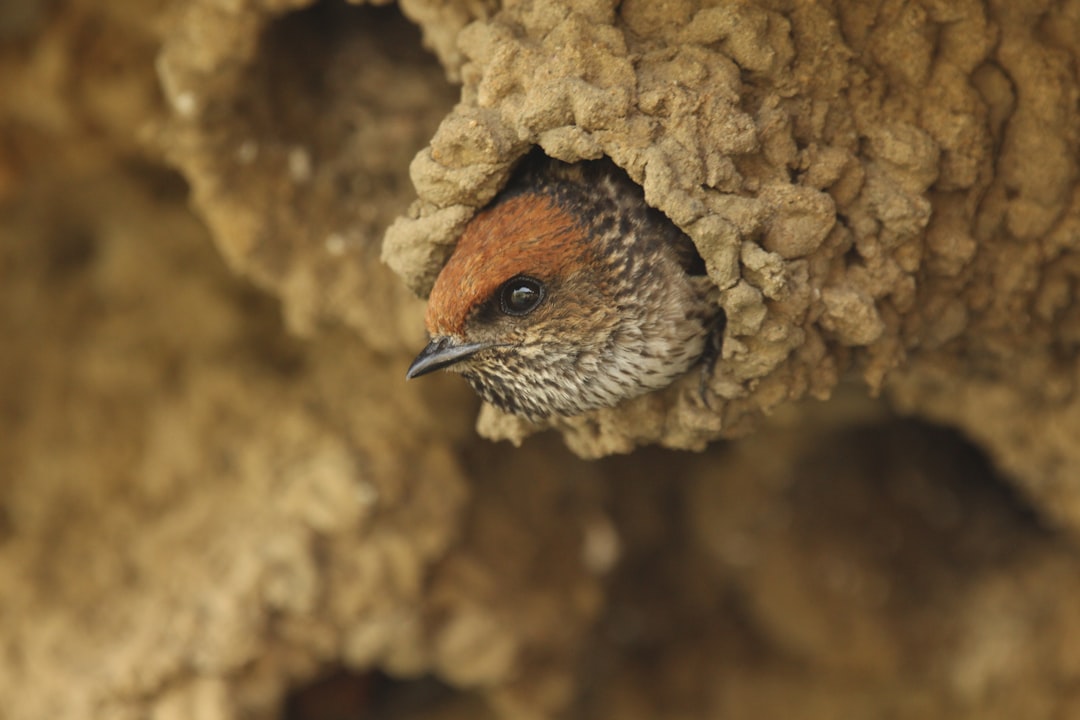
[2,1,1080,719]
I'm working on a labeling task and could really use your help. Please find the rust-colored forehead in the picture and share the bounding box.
[426,193,589,336]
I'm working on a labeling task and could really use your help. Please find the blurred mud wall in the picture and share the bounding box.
[2,1,1080,719]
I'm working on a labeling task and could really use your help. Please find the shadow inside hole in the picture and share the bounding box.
[235,0,458,249]
[251,0,456,159]
[792,418,1047,539]
[46,225,98,277]
[283,669,468,720]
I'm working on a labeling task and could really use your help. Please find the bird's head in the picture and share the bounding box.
[406,190,624,418]
[406,156,717,420]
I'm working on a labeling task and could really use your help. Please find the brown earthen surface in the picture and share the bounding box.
[2,0,1080,718]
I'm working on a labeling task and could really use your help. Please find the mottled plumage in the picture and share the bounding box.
[407,153,720,420]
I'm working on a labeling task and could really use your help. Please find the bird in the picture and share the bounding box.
[406,152,722,421]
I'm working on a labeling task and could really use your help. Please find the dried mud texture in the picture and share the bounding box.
[5,1,1080,720]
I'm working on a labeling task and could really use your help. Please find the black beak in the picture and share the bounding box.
[406,336,490,379]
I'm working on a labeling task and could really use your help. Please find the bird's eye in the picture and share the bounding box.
[498,276,546,316]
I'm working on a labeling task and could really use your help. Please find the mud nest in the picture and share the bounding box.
[2,0,1080,719]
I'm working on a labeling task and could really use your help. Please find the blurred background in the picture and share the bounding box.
[2,1,1079,719]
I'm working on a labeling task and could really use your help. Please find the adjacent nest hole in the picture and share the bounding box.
[167,0,460,333]
[575,417,1050,715]
[247,0,457,224]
